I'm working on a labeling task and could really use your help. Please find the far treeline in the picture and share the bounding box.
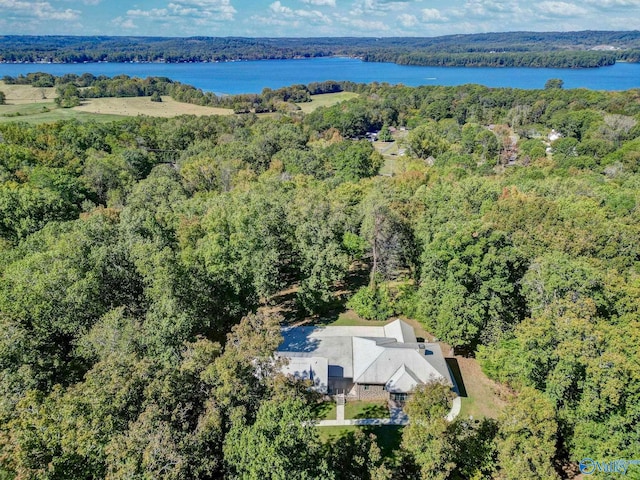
[1,31,640,67]
[1,76,640,479]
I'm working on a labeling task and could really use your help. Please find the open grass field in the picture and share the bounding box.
[0,82,352,123]
[0,82,234,122]
[72,96,233,117]
[295,91,359,113]
[0,101,127,124]
[0,82,57,103]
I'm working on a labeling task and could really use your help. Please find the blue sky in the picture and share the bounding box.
[1,0,639,37]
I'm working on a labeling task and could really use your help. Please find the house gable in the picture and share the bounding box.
[386,364,421,393]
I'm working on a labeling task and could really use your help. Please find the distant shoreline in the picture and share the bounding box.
[0,56,625,69]
[1,32,638,69]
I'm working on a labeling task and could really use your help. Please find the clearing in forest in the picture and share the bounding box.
[71,96,234,117]
[295,91,359,113]
[0,82,58,103]
[330,312,507,420]
[0,82,234,120]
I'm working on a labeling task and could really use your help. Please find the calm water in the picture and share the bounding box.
[1,57,640,94]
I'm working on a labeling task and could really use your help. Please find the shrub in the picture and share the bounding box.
[347,284,395,320]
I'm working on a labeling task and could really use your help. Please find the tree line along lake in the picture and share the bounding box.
[2,57,640,94]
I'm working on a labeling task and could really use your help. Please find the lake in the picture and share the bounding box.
[2,57,640,94]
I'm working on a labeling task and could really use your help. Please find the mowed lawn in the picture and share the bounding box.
[344,400,389,419]
[312,401,337,421]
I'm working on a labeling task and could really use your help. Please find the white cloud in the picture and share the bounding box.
[127,8,169,17]
[60,0,102,4]
[0,0,80,20]
[268,1,331,23]
[350,0,410,15]
[174,0,237,17]
[583,0,640,5]
[270,1,292,13]
[112,16,137,29]
[301,0,336,6]
[397,13,418,26]
[421,8,446,21]
[449,0,528,22]
[126,0,236,22]
[168,4,200,16]
[536,1,588,16]
[341,17,390,30]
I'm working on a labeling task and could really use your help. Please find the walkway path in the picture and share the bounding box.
[445,396,462,422]
[316,416,407,426]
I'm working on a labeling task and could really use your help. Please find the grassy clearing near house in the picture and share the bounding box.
[314,310,504,422]
[323,309,388,327]
[322,311,436,343]
[455,356,509,420]
[318,425,403,458]
[311,401,337,421]
[374,129,410,177]
[344,400,389,420]
[295,91,359,113]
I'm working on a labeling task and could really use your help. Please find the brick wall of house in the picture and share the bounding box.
[355,384,388,400]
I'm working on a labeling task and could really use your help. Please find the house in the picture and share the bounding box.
[548,129,562,142]
[277,319,454,401]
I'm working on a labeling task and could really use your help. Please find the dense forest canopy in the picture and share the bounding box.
[0,78,639,478]
[1,31,640,67]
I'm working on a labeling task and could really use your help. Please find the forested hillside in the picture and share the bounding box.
[0,80,639,479]
[1,32,640,67]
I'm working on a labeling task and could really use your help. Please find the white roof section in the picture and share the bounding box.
[278,319,453,394]
[280,355,329,394]
[352,338,446,388]
[383,319,417,343]
[279,328,354,377]
[386,364,421,393]
[352,337,387,381]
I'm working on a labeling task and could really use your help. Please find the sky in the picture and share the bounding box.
[1,0,639,37]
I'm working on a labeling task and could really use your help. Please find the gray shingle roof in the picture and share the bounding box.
[277,319,452,393]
